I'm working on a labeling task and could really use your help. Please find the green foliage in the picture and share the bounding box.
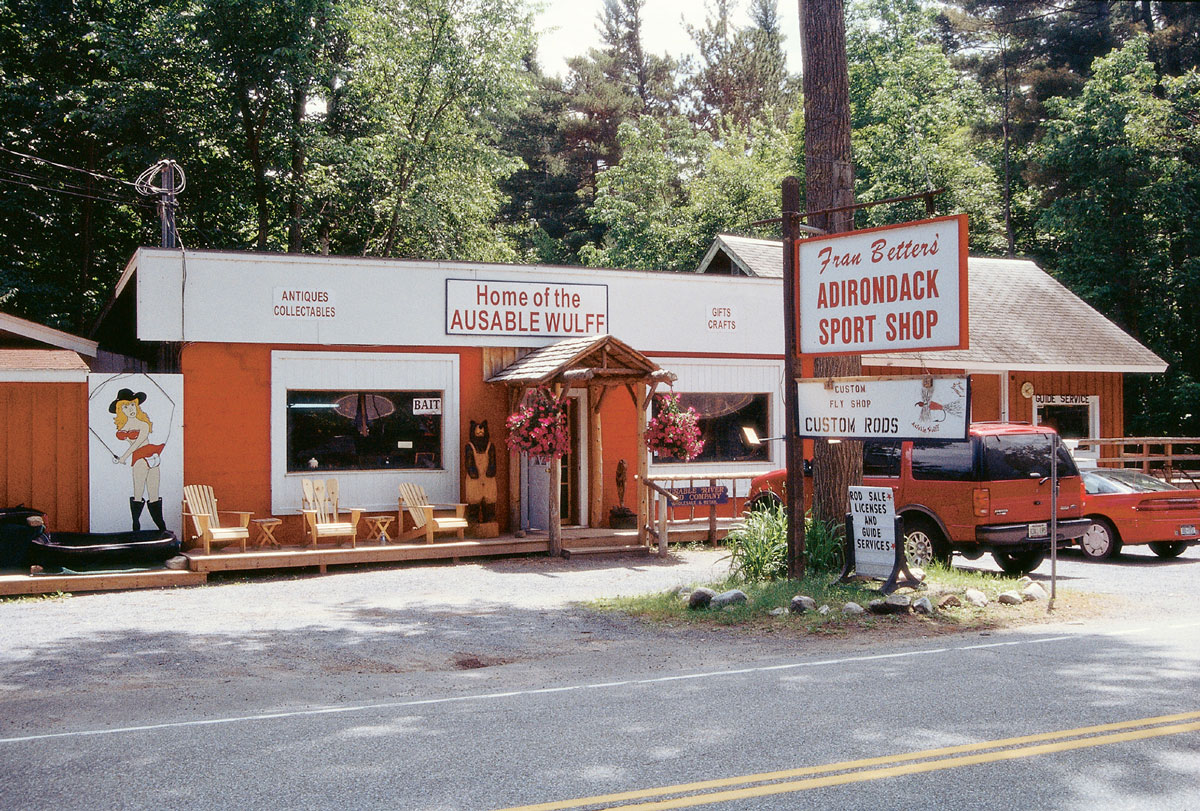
[724,505,846,582]
[846,0,1005,252]
[725,503,788,581]
[1036,36,1200,433]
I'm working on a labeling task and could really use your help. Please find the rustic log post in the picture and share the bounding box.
[708,477,718,545]
[589,386,604,527]
[549,383,564,556]
[635,383,649,546]
[509,387,523,534]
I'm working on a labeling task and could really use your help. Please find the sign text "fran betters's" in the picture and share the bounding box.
[797,214,968,356]
[445,279,608,338]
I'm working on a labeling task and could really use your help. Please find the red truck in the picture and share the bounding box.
[746,422,1091,574]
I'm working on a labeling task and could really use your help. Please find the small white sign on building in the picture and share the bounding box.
[797,374,969,440]
[848,486,897,579]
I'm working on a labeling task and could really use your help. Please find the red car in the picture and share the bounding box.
[1078,468,1200,560]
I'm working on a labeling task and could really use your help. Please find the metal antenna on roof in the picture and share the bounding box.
[136,160,186,248]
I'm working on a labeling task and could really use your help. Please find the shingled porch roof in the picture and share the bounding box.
[486,334,676,389]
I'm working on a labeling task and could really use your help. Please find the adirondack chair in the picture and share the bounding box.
[301,478,361,548]
[397,482,468,543]
[182,484,252,555]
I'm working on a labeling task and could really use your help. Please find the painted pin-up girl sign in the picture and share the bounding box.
[88,375,178,533]
[110,388,167,530]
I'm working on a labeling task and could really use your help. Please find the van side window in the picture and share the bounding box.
[911,439,976,481]
[863,440,902,477]
[981,434,1081,480]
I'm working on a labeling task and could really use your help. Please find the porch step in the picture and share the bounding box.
[562,544,651,558]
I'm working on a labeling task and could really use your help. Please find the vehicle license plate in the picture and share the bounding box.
[1027,522,1049,539]
[1180,525,1197,537]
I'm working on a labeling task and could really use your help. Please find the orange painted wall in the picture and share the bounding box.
[180,343,514,545]
[0,383,88,531]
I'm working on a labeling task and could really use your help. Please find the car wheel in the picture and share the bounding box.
[1148,540,1188,559]
[1079,518,1122,560]
[992,549,1046,575]
[903,515,951,567]
[747,493,784,513]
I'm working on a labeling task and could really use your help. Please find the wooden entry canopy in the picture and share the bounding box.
[487,334,677,554]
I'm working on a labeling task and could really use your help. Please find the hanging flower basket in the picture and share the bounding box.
[645,392,704,461]
[505,387,570,463]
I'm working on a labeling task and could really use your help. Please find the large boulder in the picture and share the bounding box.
[997,591,1023,605]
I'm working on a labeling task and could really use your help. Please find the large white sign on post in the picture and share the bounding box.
[796,374,969,440]
[848,486,897,579]
[797,214,968,355]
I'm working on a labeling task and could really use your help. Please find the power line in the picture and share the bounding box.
[0,144,141,188]
[0,174,154,209]
[0,165,138,200]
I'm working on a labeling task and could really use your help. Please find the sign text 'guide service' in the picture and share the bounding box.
[796,214,968,355]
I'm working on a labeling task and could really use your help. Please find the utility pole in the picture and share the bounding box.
[136,159,185,249]
[782,177,805,578]
[799,0,862,525]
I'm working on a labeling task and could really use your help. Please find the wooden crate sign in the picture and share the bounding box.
[667,486,728,506]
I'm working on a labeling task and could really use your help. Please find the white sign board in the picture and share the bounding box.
[797,214,968,355]
[445,278,608,338]
[848,486,897,579]
[88,373,184,535]
[273,286,337,320]
[797,375,969,440]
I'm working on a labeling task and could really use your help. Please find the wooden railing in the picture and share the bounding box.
[1075,437,1200,488]
[639,472,762,552]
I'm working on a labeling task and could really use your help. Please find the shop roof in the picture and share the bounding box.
[700,234,1167,374]
[487,334,674,388]
[0,310,98,357]
[0,349,90,382]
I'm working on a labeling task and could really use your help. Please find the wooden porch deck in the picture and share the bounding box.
[0,520,739,597]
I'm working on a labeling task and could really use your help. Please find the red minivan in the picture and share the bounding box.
[746,423,1091,574]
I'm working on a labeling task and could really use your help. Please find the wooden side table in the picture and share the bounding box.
[362,514,395,545]
[251,517,282,548]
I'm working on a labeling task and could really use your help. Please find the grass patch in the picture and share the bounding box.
[589,563,1102,635]
[1,590,72,603]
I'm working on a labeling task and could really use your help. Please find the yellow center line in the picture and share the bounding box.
[603,720,1200,811]
[493,710,1200,811]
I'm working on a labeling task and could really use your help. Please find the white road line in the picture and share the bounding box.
[0,624,1192,746]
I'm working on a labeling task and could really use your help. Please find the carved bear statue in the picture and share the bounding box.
[464,420,498,531]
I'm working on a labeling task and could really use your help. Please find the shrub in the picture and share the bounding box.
[724,505,846,582]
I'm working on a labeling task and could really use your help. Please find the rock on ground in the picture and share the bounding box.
[790,595,817,614]
[913,596,933,615]
[843,602,865,615]
[998,591,1023,605]
[688,588,717,610]
[711,589,748,609]
[964,588,988,607]
[1022,582,1048,602]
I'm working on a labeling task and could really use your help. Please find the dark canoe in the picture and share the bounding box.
[30,530,180,570]
[0,506,47,568]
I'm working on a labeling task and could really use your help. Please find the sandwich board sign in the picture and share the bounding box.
[838,486,923,593]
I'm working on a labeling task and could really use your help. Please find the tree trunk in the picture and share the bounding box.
[288,78,306,253]
[236,78,270,250]
[799,0,862,527]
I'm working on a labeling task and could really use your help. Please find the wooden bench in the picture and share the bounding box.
[182,484,252,555]
[301,478,362,549]
[397,482,468,544]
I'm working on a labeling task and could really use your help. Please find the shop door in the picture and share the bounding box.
[520,391,587,530]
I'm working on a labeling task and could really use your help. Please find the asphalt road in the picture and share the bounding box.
[1,546,1197,810]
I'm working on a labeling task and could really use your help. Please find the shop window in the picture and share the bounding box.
[286,389,443,472]
[653,393,769,464]
[1034,395,1099,463]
